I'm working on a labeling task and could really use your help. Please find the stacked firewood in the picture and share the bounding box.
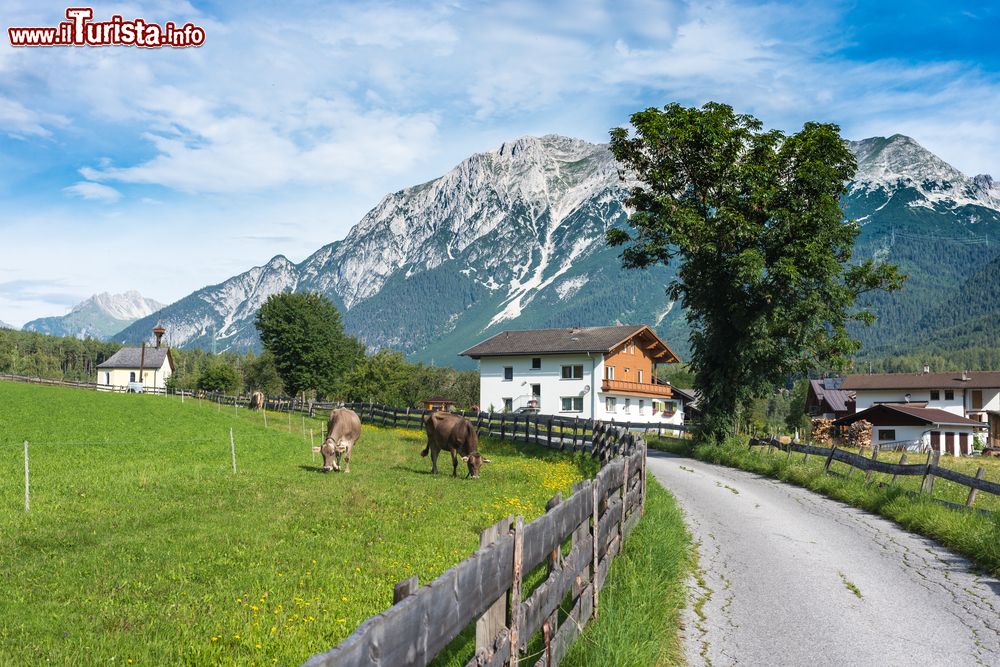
[811,418,835,445]
[847,419,873,450]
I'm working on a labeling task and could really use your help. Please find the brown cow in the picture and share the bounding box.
[311,407,361,472]
[249,391,265,411]
[422,411,490,478]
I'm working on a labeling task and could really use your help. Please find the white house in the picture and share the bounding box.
[834,403,987,456]
[459,325,683,425]
[841,370,1000,451]
[96,325,174,391]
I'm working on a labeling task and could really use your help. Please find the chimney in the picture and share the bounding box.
[153,324,166,349]
[923,364,930,374]
[904,393,911,403]
[962,370,970,381]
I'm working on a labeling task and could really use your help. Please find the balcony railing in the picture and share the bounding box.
[602,378,673,397]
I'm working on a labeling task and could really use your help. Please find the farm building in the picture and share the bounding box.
[96,325,174,391]
[834,403,987,455]
[806,378,854,420]
[460,325,682,425]
[841,369,1000,449]
[423,396,456,411]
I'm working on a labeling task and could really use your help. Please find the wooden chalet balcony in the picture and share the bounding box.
[602,378,673,398]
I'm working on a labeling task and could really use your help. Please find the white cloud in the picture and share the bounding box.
[63,181,122,202]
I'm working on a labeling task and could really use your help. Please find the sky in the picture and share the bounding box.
[1,0,999,326]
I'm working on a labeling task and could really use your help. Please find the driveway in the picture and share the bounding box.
[647,451,1000,666]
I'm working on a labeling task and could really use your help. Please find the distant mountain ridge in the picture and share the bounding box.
[116,133,1000,368]
[25,290,165,340]
[0,320,17,330]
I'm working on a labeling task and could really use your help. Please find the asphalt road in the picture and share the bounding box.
[647,451,1000,666]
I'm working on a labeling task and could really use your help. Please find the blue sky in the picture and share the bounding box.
[2,0,999,325]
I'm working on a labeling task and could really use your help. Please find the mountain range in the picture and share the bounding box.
[23,291,164,340]
[57,133,1000,368]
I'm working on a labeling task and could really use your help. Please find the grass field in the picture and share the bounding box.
[653,436,1000,577]
[562,477,690,667]
[0,381,593,665]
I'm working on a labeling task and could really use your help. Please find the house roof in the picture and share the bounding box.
[808,379,854,412]
[97,347,174,371]
[671,387,698,404]
[423,396,456,404]
[459,325,680,362]
[842,371,1000,391]
[834,404,986,428]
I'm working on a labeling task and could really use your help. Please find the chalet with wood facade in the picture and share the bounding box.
[806,378,854,420]
[460,325,682,424]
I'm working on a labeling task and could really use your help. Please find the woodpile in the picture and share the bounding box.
[847,419,873,450]
[811,418,835,445]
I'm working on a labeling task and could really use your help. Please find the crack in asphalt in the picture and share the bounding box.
[648,452,1000,667]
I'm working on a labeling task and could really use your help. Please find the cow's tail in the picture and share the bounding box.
[420,445,429,457]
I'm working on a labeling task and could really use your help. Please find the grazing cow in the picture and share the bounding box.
[311,407,361,472]
[422,411,490,478]
[249,391,265,411]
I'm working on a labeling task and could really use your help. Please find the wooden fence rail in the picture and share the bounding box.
[303,438,647,667]
[747,436,1000,509]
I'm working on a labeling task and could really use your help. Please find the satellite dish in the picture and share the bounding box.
[582,384,591,395]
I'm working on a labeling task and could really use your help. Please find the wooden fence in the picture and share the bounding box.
[303,429,647,667]
[747,436,1000,511]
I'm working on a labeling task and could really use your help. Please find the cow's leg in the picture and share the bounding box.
[430,447,440,474]
[451,450,459,477]
[333,448,341,472]
[343,446,351,473]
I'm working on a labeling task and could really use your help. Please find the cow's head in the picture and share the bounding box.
[313,441,339,472]
[461,453,491,479]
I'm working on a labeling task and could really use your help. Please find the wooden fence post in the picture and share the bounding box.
[509,516,525,667]
[919,449,934,494]
[824,444,838,473]
[920,451,941,496]
[620,458,629,536]
[890,452,907,485]
[591,481,600,620]
[966,467,985,507]
[865,444,880,483]
[475,516,512,659]
[392,576,418,604]
[547,418,553,448]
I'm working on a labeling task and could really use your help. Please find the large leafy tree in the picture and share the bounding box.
[254,292,363,397]
[608,102,904,441]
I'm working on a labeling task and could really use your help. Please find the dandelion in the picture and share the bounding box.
[256,643,262,649]
[211,636,219,642]
[337,618,346,623]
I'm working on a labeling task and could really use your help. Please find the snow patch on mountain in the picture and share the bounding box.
[848,134,1000,212]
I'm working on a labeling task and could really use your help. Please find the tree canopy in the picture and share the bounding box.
[608,102,904,440]
[254,292,364,397]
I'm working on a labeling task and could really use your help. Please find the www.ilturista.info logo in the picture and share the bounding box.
[8,8,205,48]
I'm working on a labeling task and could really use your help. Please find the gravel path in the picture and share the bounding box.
[647,451,1000,666]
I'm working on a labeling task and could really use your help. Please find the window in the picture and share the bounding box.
[639,399,645,415]
[531,357,541,370]
[503,366,513,381]
[129,371,136,382]
[605,366,615,380]
[638,369,644,384]
[503,397,513,412]
[531,384,541,400]
[624,398,631,414]
[105,373,110,385]
[561,396,583,412]
[944,389,954,400]
[878,429,896,441]
[930,390,940,401]
[561,365,584,380]
[606,397,616,412]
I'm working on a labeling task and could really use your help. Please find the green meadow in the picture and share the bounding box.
[0,381,593,666]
